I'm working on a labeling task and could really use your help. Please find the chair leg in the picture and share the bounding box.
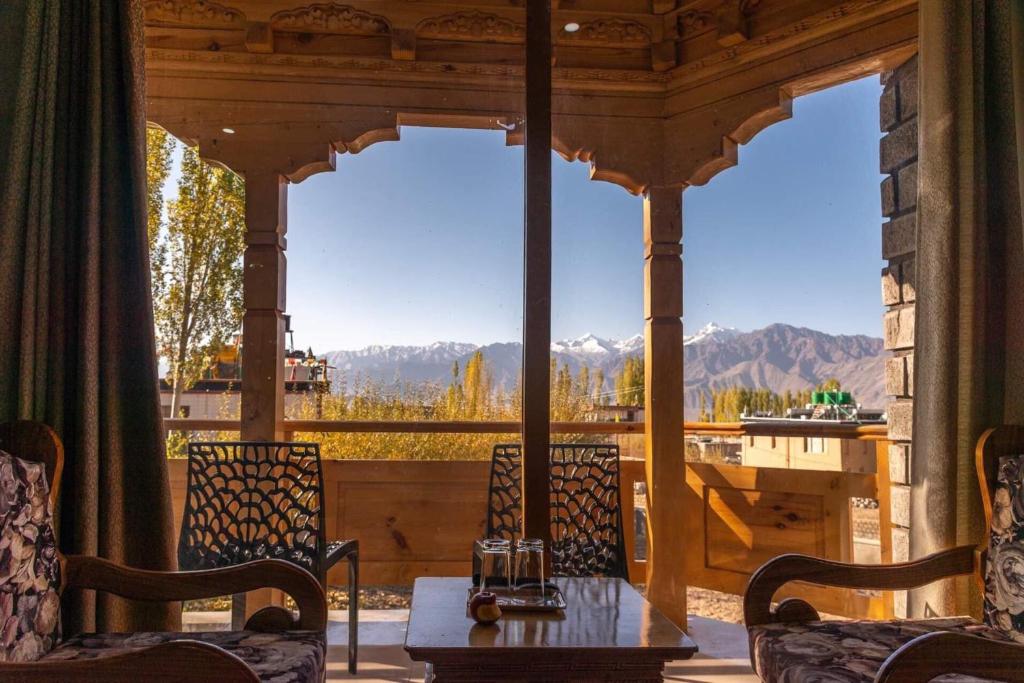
[348,551,359,674]
[231,592,247,631]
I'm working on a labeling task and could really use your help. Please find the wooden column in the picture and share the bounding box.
[240,172,288,442]
[521,0,552,548]
[235,171,289,623]
[643,185,687,628]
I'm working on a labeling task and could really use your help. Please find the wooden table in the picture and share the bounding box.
[404,577,698,682]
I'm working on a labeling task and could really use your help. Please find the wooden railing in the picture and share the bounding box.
[163,418,889,440]
[162,417,893,618]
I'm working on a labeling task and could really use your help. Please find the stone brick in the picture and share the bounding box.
[888,399,913,441]
[888,443,910,484]
[881,266,901,305]
[881,176,896,217]
[891,484,911,527]
[906,352,914,395]
[880,81,898,132]
[880,118,918,173]
[896,162,917,212]
[885,356,908,396]
[901,257,916,303]
[884,307,915,350]
[892,526,910,563]
[897,60,918,119]
[882,213,916,259]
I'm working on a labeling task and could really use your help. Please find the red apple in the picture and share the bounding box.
[469,591,502,625]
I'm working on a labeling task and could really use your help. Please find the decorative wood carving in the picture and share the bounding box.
[271,3,390,35]
[558,18,652,46]
[675,0,901,79]
[416,11,524,43]
[145,0,243,26]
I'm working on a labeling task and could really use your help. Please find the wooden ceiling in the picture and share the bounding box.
[144,0,917,191]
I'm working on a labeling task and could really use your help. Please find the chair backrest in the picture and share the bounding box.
[178,441,329,583]
[0,421,63,508]
[486,443,628,580]
[0,448,62,661]
[977,426,1024,639]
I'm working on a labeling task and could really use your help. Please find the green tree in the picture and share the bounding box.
[592,368,607,406]
[150,141,246,418]
[146,127,174,250]
[614,356,644,405]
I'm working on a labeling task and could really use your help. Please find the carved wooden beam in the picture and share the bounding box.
[391,27,416,60]
[715,0,748,47]
[244,21,273,53]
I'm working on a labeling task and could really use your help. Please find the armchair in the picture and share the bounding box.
[0,421,327,683]
[744,425,1024,683]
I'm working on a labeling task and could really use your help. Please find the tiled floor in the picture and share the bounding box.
[185,610,759,682]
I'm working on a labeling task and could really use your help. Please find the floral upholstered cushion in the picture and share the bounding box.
[985,455,1024,641]
[0,450,61,662]
[43,630,325,682]
[750,618,1011,683]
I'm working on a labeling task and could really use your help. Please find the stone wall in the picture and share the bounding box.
[880,54,917,618]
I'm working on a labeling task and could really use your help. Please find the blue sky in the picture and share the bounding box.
[238,75,883,352]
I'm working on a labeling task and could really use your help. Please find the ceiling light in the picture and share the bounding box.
[563,22,580,33]
[222,127,235,134]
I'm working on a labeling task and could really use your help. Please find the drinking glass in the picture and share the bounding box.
[480,539,511,593]
[514,538,545,597]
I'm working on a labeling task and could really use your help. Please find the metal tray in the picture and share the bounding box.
[467,584,566,612]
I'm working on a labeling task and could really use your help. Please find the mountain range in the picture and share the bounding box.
[322,323,886,418]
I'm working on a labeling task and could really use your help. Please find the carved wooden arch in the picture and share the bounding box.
[663,47,914,191]
[551,137,649,197]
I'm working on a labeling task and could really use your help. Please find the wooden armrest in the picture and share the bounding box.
[744,545,977,626]
[63,556,327,630]
[0,640,259,682]
[875,630,1024,683]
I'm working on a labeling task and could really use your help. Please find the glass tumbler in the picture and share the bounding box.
[514,538,545,597]
[480,539,512,593]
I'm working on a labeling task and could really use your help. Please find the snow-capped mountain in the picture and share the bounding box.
[684,322,739,346]
[321,323,886,416]
[324,341,477,385]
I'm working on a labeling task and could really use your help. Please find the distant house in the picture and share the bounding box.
[585,405,644,423]
[160,334,331,420]
[739,390,884,472]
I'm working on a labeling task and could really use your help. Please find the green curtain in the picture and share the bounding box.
[0,1,177,632]
[912,0,1024,617]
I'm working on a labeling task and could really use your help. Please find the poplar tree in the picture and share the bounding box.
[149,133,246,418]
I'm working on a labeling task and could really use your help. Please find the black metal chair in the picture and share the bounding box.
[486,443,629,580]
[178,441,359,673]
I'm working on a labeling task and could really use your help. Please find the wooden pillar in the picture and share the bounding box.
[643,185,687,628]
[235,171,289,622]
[521,0,553,549]
[241,172,288,442]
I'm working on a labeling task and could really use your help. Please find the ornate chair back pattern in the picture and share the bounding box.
[178,442,328,583]
[983,452,1024,639]
[486,444,628,580]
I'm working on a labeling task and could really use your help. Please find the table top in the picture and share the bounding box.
[404,577,698,659]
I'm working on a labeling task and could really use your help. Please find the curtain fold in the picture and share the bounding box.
[0,1,177,632]
[912,0,1024,618]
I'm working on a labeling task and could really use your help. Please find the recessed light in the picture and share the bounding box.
[222,127,235,134]
[563,22,580,33]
